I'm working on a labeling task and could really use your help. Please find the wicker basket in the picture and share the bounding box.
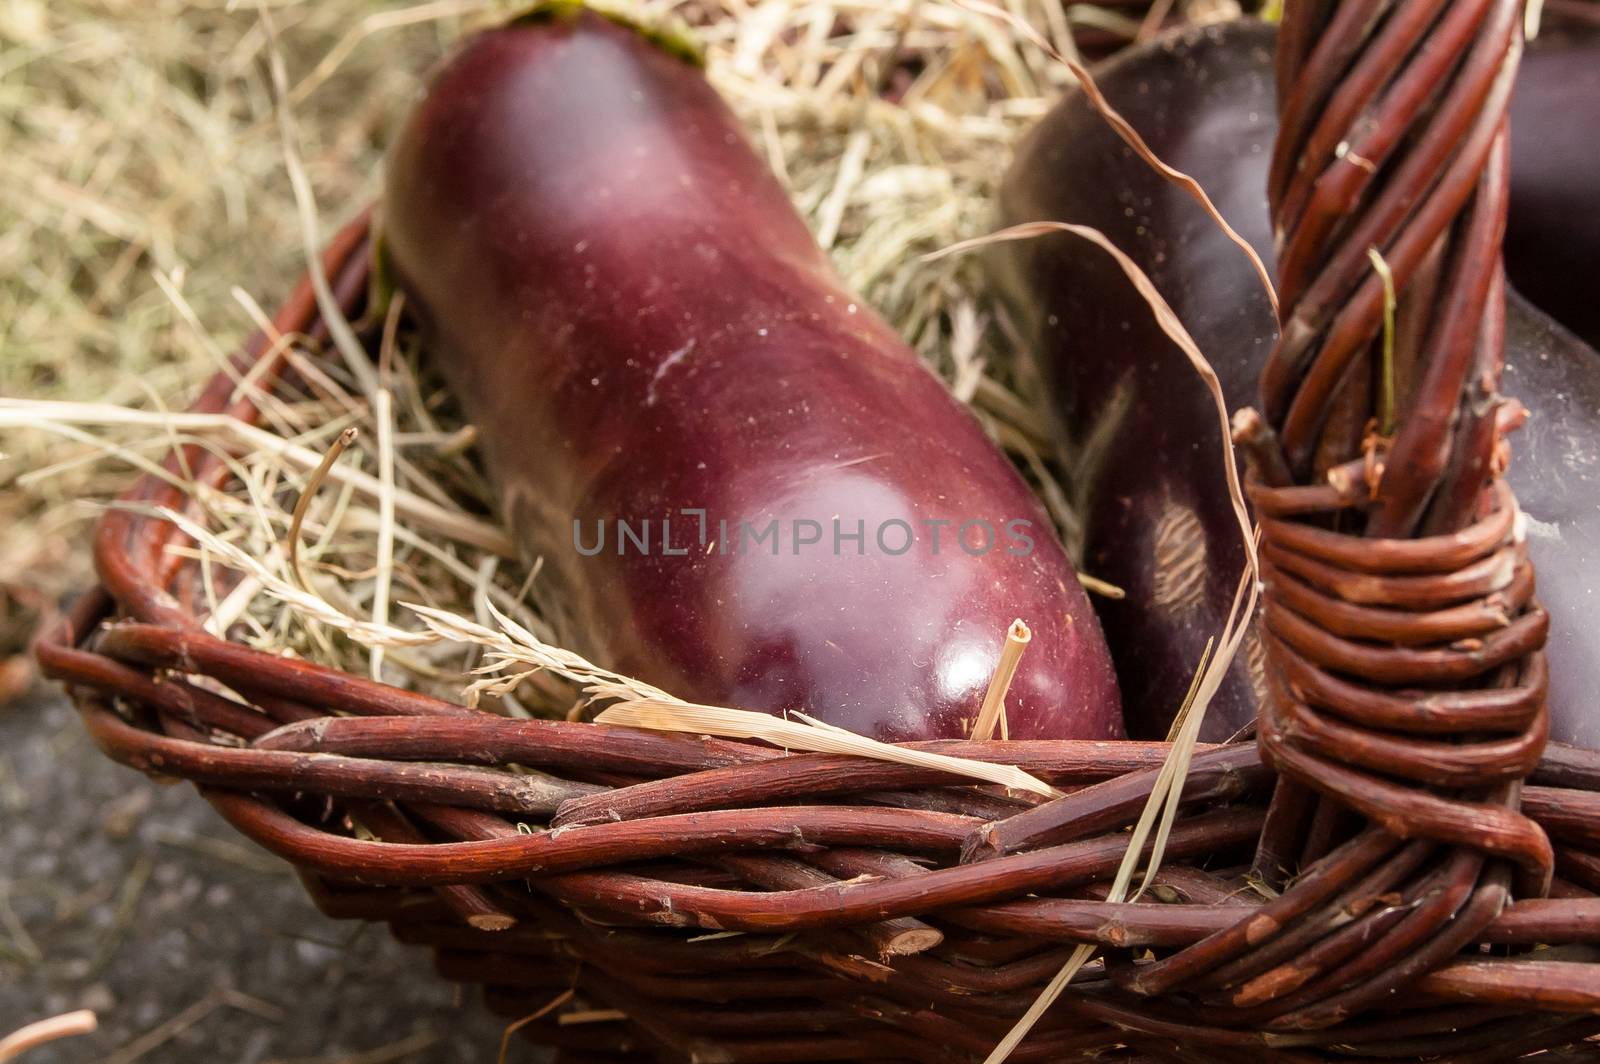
[34,1,1600,1060]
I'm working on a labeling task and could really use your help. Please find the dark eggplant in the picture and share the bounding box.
[993,23,1279,740]
[996,19,1600,746]
[380,6,1122,741]
[1507,37,1600,348]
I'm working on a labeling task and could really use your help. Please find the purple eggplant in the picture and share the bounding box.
[380,6,1122,741]
[993,22,1279,740]
[995,19,1600,746]
[1507,37,1600,349]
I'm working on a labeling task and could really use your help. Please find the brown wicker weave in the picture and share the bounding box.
[33,2,1600,1061]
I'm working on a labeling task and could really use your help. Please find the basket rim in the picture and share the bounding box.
[28,0,1600,1050]
[29,212,1600,1060]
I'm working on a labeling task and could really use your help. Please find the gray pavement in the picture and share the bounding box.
[1,687,524,1063]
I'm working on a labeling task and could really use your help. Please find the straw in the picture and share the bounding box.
[970,618,1031,741]
[595,699,1063,798]
[4,0,1226,711]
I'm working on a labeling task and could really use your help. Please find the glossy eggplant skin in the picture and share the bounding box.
[381,9,1122,741]
[996,19,1600,746]
[994,23,1279,740]
[1502,304,1600,750]
[1507,39,1600,349]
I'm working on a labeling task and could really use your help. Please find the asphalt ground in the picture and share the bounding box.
[1,686,524,1063]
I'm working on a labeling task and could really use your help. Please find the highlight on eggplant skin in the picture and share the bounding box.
[994,19,1600,747]
[378,5,1124,742]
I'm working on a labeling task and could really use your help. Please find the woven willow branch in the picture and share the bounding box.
[32,7,1600,1059]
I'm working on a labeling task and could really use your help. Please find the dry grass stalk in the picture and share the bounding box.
[1367,245,1399,436]
[496,987,575,1064]
[0,1010,98,1063]
[595,698,1063,798]
[970,617,1030,741]
[287,425,358,590]
[938,215,1263,1063]
[955,0,1279,316]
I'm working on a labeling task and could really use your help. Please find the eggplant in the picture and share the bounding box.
[1507,37,1600,349]
[380,6,1123,741]
[996,19,1600,747]
[993,23,1279,740]
[1502,301,1600,750]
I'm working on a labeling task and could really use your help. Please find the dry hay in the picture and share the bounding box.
[0,0,1243,707]
[1,5,1260,1055]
